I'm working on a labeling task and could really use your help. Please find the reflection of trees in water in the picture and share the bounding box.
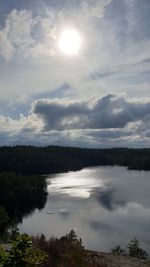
[7,190,47,224]
[0,172,48,229]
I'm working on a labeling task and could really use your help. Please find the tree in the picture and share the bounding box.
[32,230,91,267]
[111,238,149,259]
[0,234,48,267]
[127,238,148,259]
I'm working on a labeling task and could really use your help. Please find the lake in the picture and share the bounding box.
[19,166,150,252]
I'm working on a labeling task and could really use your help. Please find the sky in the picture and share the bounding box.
[0,0,150,147]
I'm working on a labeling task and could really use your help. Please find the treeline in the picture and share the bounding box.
[0,146,150,175]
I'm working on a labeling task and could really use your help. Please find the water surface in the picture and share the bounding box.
[19,166,150,252]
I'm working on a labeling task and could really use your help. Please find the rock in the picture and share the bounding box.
[86,250,150,267]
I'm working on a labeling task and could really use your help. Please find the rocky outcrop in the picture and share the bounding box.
[86,251,150,267]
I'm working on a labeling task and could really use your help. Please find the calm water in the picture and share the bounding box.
[19,166,150,252]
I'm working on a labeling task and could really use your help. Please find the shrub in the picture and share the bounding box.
[111,238,148,259]
[0,234,48,267]
[110,245,126,256]
[127,238,148,259]
[32,230,91,267]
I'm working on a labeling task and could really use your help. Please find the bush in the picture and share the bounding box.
[0,234,48,267]
[111,238,148,259]
[110,245,126,256]
[32,230,91,267]
[127,238,148,259]
[0,246,9,267]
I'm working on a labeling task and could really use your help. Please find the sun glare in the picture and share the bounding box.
[58,29,82,55]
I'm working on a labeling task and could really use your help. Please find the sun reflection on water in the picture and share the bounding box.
[47,168,109,198]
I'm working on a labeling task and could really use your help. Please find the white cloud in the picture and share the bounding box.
[0,31,14,61]
[0,9,36,60]
[81,0,112,18]
[5,9,35,47]
[0,0,112,62]
[0,9,57,61]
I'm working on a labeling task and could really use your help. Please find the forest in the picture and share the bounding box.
[0,146,149,175]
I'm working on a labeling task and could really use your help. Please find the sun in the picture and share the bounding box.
[58,29,82,55]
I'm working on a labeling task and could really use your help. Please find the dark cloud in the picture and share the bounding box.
[33,94,150,130]
[0,94,150,147]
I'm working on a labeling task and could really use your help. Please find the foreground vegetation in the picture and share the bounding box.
[0,230,149,267]
[111,238,148,259]
[0,230,91,267]
[0,234,48,267]
[0,146,150,175]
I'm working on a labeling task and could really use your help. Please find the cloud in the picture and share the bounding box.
[89,55,150,81]
[0,9,35,61]
[33,94,150,130]
[0,8,57,61]
[34,83,74,99]
[0,0,112,62]
[0,1,150,102]
[81,0,112,18]
[39,0,112,18]
[0,94,150,147]
[0,31,14,61]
